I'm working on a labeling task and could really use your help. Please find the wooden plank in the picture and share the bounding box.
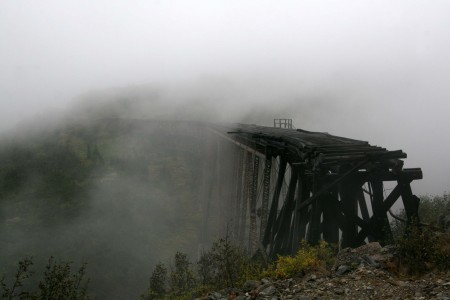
[356,168,423,182]
[207,128,266,158]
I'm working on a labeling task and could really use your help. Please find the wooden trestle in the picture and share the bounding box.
[206,124,422,260]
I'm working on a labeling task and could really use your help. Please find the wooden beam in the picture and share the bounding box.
[354,184,401,246]
[398,181,420,225]
[270,165,299,257]
[207,128,266,158]
[322,189,340,244]
[263,158,287,246]
[296,159,370,212]
[339,179,359,248]
[232,148,245,240]
[260,157,272,239]
[249,155,260,253]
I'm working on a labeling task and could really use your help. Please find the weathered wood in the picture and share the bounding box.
[339,178,360,248]
[357,187,370,221]
[306,175,324,245]
[260,157,272,239]
[322,189,340,244]
[371,180,393,244]
[356,168,423,182]
[354,184,401,246]
[207,123,422,258]
[239,152,252,243]
[233,148,245,240]
[398,181,420,225]
[263,158,287,246]
[291,173,304,252]
[296,159,370,212]
[249,155,260,253]
[270,165,299,257]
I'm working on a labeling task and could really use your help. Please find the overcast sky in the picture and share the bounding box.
[1,0,450,195]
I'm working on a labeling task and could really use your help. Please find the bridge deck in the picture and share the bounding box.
[211,123,406,170]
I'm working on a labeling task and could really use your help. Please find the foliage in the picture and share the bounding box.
[391,193,450,239]
[34,257,90,300]
[0,257,33,300]
[169,252,196,296]
[0,118,205,299]
[142,237,265,299]
[263,240,335,279]
[418,193,450,225]
[0,257,90,300]
[197,236,262,289]
[396,225,450,275]
[141,252,196,300]
[389,193,450,274]
[141,263,167,300]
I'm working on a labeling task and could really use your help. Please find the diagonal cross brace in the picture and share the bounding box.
[296,159,370,212]
[354,183,403,246]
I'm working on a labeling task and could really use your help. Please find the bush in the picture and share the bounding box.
[396,225,450,275]
[391,193,450,239]
[197,236,262,289]
[0,257,33,299]
[141,263,167,300]
[264,240,335,279]
[142,237,263,299]
[169,252,195,296]
[0,257,90,299]
[35,257,90,300]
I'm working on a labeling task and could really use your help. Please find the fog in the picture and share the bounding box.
[1,1,450,297]
[1,1,449,195]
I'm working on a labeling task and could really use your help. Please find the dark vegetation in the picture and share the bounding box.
[1,257,90,299]
[0,115,207,299]
[139,194,450,299]
[140,237,336,299]
[390,194,450,275]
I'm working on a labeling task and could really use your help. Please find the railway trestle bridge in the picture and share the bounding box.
[201,122,422,260]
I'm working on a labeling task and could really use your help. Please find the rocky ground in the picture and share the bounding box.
[197,243,450,300]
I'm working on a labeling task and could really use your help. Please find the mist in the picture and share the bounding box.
[1,1,450,298]
[1,1,450,194]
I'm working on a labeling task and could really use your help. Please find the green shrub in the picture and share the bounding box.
[0,257,90,299]
[35,257,90,300]
[0,257,33,299]
[197,237,262,289]
[169,252,196,296]
[264,240,335,279]
[396,225,450,275]
[150,263,167,298]
[391,193,450,239]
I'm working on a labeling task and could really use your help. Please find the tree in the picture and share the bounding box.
[141,263,167,300]
[169,252,196,296]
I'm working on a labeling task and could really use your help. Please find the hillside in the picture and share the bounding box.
[0,117,209,299]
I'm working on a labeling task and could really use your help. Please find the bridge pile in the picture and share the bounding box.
[205,124,422,260]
